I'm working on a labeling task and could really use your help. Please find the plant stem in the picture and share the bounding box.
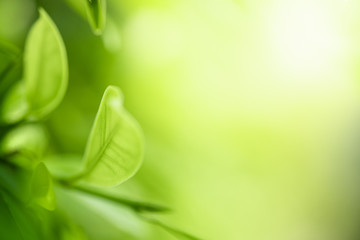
[57,180,170,213]
[139,214,202,240]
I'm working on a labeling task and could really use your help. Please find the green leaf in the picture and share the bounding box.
[24,8,68,120]
[0,192,40,240]
[45,154,83,179]
[85,0,106,35]
[76,85,144,186]
[30,163,56,211]
[1,82,28,124]
[0,40,21,106]
[1,124,48,168]
[0,40,20,62]
[0,193,25,240]
[0,163,29,203]
[0,40,20,82]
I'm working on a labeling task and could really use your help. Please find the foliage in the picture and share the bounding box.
[0,2,199,240]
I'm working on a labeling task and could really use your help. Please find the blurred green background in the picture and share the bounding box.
[2,0,360,239]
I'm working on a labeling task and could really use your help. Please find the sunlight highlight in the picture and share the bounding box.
[269,1,343,75]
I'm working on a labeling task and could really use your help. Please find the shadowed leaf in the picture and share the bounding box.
[30,163,56,210]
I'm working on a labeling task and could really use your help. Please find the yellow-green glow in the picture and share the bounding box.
[269,1,343,75]
[120,1,360,239]
[1,0,360,239]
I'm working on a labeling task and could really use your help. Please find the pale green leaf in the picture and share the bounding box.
[24,8,68,120]
[77,85,144,186]
[85,0,106,35]
[30,163,56,210]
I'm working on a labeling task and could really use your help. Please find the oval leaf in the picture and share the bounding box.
[24,8,68,120]
[77,86,143,186]
[30,162,56,210]
[85,0,106,35]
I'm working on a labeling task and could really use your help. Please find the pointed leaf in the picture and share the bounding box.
[24,8,68,120]
[78,86,143,186]
[85,0,106,35]
[30,163,56,210]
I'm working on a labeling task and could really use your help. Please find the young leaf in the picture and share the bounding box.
[85,0,106,35]
[76,86,144,186]
[24,8,68,120]
[30,163,56,211]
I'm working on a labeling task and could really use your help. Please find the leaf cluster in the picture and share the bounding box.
[0,2,200,239]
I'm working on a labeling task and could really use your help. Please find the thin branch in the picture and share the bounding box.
[57,181,170,213]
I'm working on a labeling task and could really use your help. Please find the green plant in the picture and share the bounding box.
[0,3,199,240]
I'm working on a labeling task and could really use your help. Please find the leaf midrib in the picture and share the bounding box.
[82,123,120,178]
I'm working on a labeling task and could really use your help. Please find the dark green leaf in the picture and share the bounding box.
[0,191,40,240]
